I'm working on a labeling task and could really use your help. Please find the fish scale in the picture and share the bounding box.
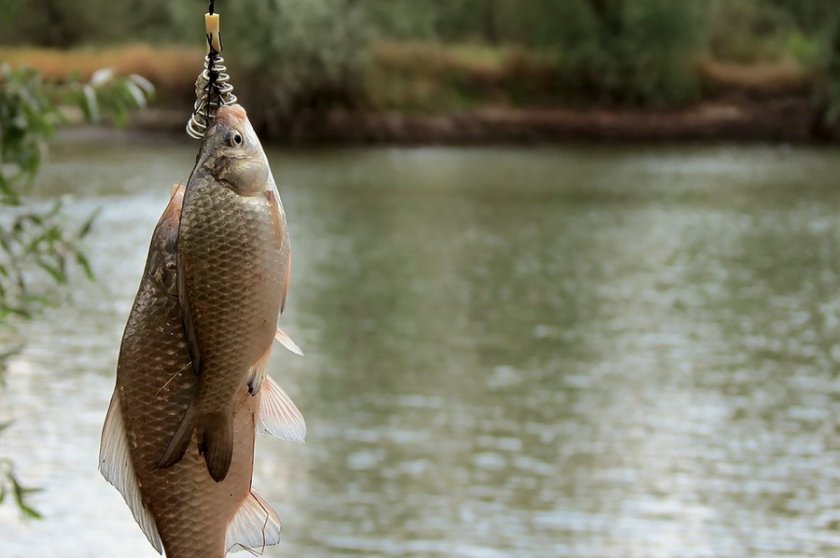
[166,103,290,482]
[114,190,260,558]
[180,178,283,407]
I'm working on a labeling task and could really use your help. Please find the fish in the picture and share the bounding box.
[99,185,305,557]
[158,104,291,482]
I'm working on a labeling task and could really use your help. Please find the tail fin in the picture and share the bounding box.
[198,411,233,482]
[157,403,197,470]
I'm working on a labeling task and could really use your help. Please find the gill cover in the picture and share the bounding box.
[208,105,269,195]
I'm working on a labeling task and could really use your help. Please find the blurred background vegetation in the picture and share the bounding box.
[0,63,151,518]
[2,0,840,135]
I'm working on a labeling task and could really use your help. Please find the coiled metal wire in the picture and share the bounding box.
[185,51,237,140]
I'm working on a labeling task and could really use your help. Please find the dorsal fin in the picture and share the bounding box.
[99,392,163,554]
[258,376,306,443]
[225,491,282,554]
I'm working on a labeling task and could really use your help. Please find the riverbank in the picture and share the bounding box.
[6,44,832,144]
[129,97,823,144]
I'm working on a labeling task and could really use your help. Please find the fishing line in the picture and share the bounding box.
[205,34,219,129]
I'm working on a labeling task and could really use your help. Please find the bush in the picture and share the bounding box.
[189,0,372,131]
[555,0,704,106]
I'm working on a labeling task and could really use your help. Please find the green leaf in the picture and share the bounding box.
[77,208,100,239]
[75,251,94,280]
[36,260,67,285]
[11,475,42,519]
[0,305,32,320]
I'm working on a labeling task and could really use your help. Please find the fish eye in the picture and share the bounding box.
[228,131,243,147]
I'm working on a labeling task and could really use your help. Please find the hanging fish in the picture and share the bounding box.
[100,185,305,557]
[158,104,292,482]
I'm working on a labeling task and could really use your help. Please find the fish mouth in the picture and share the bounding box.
[216,104,248,127]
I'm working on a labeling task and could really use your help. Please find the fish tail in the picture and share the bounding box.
[198,410,233,483]
[157,403,197,470]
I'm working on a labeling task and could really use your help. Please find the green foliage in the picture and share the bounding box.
[371,1,704,108]
[822,21,840,126]
[363,0,439,40]
[0,0,180,47]
[0,0,129,47]
[764,0,837,34]
[0,63,152,519]
[0,452,42,519]
[3,0,840,115]
[706,0,795,63]
[0,65,150,320]
[554,0,704,106]
[211,0,373,126]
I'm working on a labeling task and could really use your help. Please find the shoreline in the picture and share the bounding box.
[121,97,827,145]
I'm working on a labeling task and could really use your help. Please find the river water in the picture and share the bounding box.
[0,137,839,558]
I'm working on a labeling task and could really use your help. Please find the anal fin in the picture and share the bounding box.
[99,392,163,555]
[258,376,306,443]
[247,344,273,395]
[225,491,282,554]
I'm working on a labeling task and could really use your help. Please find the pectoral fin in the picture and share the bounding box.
[225,491,282,554]
[100,392,163,555]
[274,327,303,356]
[157,402,197,470]
[197,410,234,482]
[161,405,233,483]
[258,376,306,443]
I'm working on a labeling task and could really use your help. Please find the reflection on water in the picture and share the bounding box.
[1,138,839,557]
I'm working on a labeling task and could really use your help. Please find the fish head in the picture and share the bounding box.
[148,185,184,296]
[200,104,270,196]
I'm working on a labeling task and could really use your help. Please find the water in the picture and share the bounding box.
[1,136,839,558]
